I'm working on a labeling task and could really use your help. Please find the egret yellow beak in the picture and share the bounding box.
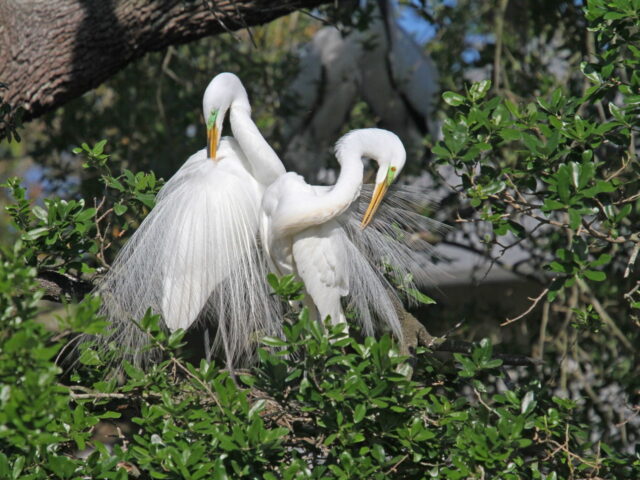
[361,181,389,229]
[361,166,397,229]
[207,125,219,160]
[206,110,220,160]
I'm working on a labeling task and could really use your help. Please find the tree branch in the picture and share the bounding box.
[37,270,94,302]
[0,0,331,120]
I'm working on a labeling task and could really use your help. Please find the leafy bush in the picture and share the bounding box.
[429,0,640,455]
[0,254,638,478]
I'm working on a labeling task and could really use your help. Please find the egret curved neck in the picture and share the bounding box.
[323,155,364,217]
[273,154,363,238]
[230,106,285,185]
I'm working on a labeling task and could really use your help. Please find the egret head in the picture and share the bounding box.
[355,129,406,228]
[202,73,251,159]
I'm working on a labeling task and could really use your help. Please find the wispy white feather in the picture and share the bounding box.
[262,129,448,341]
[344,183,450,292]
[94,139,282,367]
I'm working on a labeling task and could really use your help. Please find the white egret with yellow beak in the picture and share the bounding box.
[96,73,285,367]
[262,129,417,338]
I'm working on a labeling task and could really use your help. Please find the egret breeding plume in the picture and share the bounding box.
[95,73,285,367]
[94,72,445,367]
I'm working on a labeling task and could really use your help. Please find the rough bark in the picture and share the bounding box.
[0,0,329,120]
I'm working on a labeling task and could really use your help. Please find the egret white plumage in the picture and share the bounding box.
[262,128,442,339]
[95,73,284,366]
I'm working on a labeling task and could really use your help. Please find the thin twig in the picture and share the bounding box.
[623,281,640,301]
[576,277,633,351]
[385,454,409,475]
[69,391,130,400]
[624,242,639,278]
[536,300,550,361]
[474,388,498,416]
[299,9,336,27]
[501,288,549,326]
[169,357,224,411]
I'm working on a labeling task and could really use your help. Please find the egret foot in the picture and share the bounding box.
[398,311,444,356]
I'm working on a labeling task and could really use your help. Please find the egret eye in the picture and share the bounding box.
[385,166,397,186]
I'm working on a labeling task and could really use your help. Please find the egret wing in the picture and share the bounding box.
[292,223,349,325]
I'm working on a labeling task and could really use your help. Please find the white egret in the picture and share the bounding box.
[262,128,439,338]
[95,73,284,367]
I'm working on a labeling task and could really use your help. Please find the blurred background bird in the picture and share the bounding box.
[281,0,439,181]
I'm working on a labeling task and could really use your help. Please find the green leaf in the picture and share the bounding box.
[75,208,97,223]
[78,348,102,366]
[135,193,156,209]
[406,288,436,305]
[248,399,265,419]
[542,198,565,211]
[48,455,78,477]
[469,80,491,101]
[32,205,48,222]
[104,176,125,192]
[591,253,612,267]
[521,391,536,415]
[580,62,603,84]
[568,209,581,229]
[609,102,625,122]
[431,144,451,158]
[482,180,506,196]
[549,261,567,273]
[100,411,122,419]
[500,128,522,141]
[266,273,279,291]
[261,336,287,347]
[22,227,49,241]
[93,139,107,155]
[354,404,366,423]
[582,180,615,197]
[583,270,606,282]
[443,91,466,106]
[113,203,128,216]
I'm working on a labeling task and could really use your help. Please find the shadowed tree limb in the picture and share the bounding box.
[37,270,94,302]
[389,289,538,367]
[0,0,331,120]
[398,310,538,367]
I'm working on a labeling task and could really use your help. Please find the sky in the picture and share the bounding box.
[396,0,457,44]
[395,0,483,63]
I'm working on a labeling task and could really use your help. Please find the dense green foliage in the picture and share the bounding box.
[430,0,640,449]
[0,0,638,478]
[0,248,638,478]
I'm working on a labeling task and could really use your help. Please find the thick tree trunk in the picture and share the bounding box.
[0,0,328,120]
